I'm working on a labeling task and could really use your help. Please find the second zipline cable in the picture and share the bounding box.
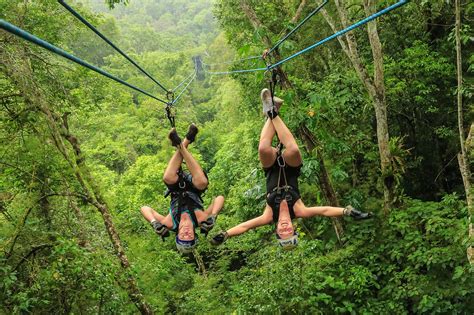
[58,0,169,93]
[0,19,168,104]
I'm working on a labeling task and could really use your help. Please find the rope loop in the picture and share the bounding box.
[166,90,175,103]
[277,154,286,168]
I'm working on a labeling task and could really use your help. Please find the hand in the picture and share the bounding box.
[200,215,216,235]
[262,48,270,60]
[210,231,229,246]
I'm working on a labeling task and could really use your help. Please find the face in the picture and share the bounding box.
[276,219,294,239]
[276,199,294,239]
[178,213,195,241]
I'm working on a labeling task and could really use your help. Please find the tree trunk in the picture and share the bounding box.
[322,1,394,214]
[465,124,474,264]
[455,0,473,265]
[299,125,345,243]
[1,47,154,314]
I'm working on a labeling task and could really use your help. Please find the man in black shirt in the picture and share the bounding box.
[211,90,371,249]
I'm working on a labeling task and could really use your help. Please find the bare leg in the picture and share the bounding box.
[207,195,225,216]
[140,206,166,223]
[271,116,302,167]
[178,144,207,190]
[293,199,344,218]
[163,138,190,185]
[258,118,278,168]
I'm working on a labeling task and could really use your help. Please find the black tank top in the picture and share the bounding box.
[264,159,301,195]
[264,158,302,223]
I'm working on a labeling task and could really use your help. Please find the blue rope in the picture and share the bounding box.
[58,0,169,93]
[0,19,168,104]
[172,71,197,105]
[267,0,328,55]
[270,0,408,69]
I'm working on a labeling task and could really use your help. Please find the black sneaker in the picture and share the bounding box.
[152,221,170,238]
[168,128,182,147]
[344,205,373,221]
[185,123,198,144]
[210,231,229,246]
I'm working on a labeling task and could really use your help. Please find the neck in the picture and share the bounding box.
[179,213,193,232]
[278,199,291,221]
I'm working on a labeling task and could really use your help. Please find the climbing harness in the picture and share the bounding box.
[165,170,204,231]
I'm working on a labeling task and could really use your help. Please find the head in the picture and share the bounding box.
[276,221,298,250]
[175,212,197,254]
[275,199,298,250]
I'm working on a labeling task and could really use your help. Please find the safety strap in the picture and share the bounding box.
[275,151,290,194]
[175,170,199,228]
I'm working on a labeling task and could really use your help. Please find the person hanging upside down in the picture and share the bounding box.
[211,89,372,250]
[140,124,224,254]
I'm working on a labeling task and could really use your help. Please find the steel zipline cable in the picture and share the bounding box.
[172,71,197,105]
[172,70,197,93]
[202,55,261,67]
[203,0,328,72]
[269,0,409,70]
[266,0,328,56]
[205,0,409,75]
[1,0,408,107]
[0,19,168,104]
[58,0,169,93]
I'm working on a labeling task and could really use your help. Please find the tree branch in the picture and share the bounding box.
[290,0,308,24]
[13,243,53,271]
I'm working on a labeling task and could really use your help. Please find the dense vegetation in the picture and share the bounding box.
[0,0,473,314]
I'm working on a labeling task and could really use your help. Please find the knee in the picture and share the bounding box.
[193,177,208,191]
[285,144,300,158]
[140,206,151,215]
[215,195,225,205]
[163,174,177,186]
[258,145,273,157]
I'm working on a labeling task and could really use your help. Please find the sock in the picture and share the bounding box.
[343,206,352,216]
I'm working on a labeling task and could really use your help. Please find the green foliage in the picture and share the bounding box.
[180,196,473,314]
[1,0,473,313]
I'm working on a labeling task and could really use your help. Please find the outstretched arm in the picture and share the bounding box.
[211,205,273,245]
[140,206,173,228]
